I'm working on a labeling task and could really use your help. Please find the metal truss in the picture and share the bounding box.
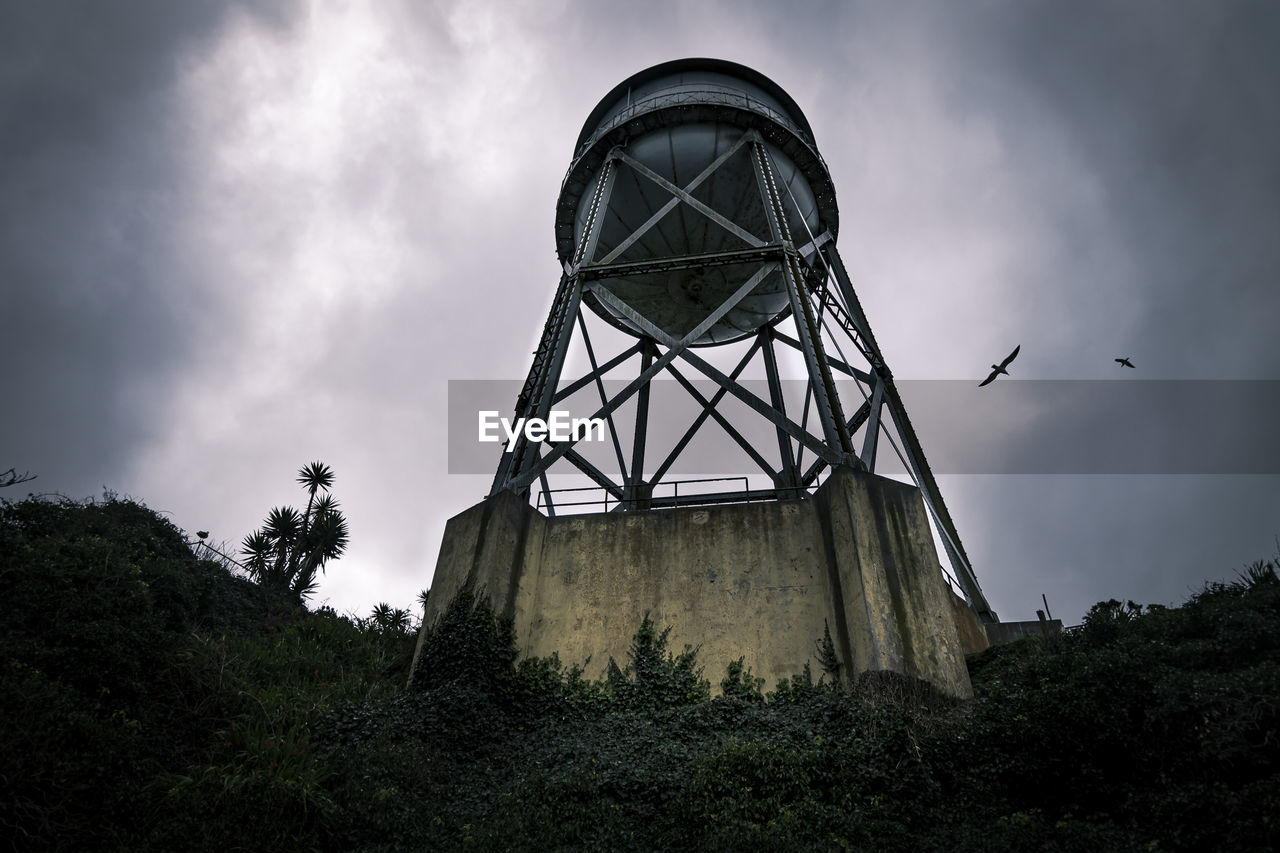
[490,130,997,622]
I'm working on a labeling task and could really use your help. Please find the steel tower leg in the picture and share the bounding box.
[491,158,617,497]
[750,139,854,463]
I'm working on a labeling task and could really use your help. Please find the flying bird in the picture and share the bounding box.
[979,345,1020,387]
[1115,357,1135,368]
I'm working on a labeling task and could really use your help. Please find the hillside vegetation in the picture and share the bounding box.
[1,494,1277,851]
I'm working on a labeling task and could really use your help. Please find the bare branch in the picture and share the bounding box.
[1,467,37,488]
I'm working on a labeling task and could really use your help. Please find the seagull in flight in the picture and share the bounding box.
[979,345,1021,387]
[1115,357,1136,368]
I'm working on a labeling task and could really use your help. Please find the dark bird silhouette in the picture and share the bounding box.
[197,531,209,539]
[1115,357,1135,368]
[979,345,1020,387]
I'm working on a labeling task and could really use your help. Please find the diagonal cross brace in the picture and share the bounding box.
[649,336,762,484]
[597,133,754,266]
[613,149,766,251]
[552,341,643,404]
[505,264,776,493]
[663,362,779,480]
[592,280,843,468]
[771,329,874,385]
[575,311,630,483]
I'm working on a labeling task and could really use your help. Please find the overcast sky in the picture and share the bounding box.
[3,0,1278,628]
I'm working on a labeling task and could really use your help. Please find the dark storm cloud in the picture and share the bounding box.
[911,0,1280,618]
[960,0,1280,377]
[690,0,1280,376]
[0,1,301,491]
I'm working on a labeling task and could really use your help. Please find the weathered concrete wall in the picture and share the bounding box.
[410,488,539,671]
[984,617,1064,646]
[516,498,836,691]
[815,471,972,699]
[413,466,973,699]
[950,590,991,656]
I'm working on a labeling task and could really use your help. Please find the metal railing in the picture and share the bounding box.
[534,475,819,514]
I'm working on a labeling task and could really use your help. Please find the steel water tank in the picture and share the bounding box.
[556,59,839,346]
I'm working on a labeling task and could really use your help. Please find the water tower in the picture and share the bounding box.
[416,60,996,698]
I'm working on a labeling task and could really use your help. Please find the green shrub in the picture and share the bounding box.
[0,494,417,851]
[604,612,710,709]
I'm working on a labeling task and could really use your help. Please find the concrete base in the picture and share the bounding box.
[413,466,974,699]
[984,618,1064,646]
[950,591,992,655]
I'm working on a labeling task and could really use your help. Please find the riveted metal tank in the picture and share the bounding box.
[556,59,839,346]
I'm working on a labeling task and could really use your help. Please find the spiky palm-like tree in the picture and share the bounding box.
[370,602,412,633]
[242,462,349,601]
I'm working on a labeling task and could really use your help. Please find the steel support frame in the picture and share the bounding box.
[488,124,996,622]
